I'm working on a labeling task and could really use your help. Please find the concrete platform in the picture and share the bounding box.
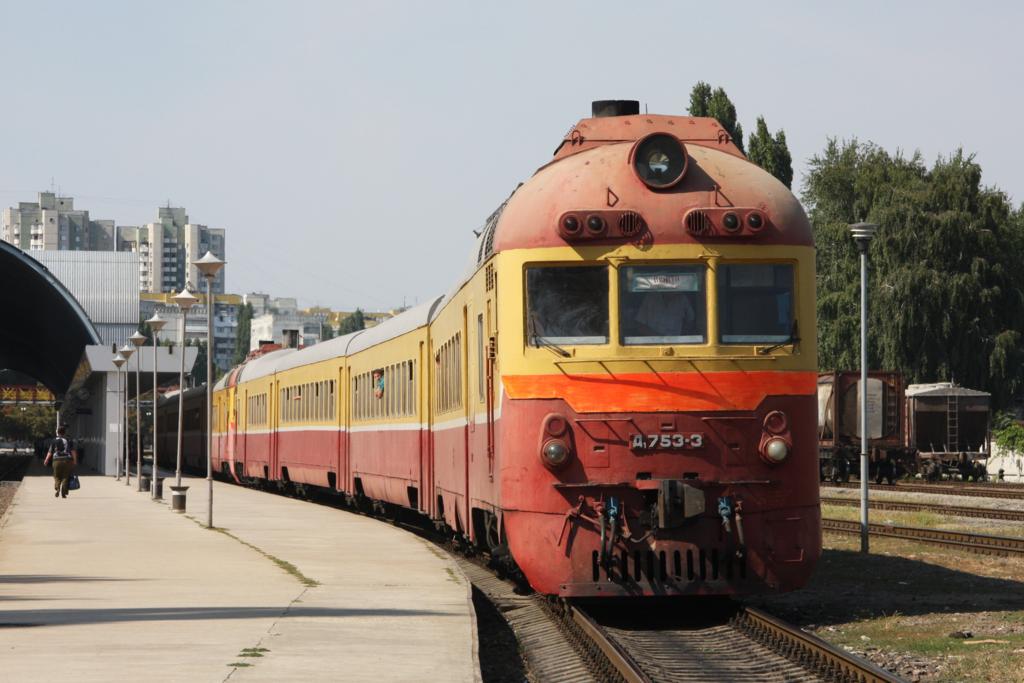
[0,464,480,682]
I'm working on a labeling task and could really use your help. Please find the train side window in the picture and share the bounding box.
[718,264,795,344]
[355,376,360,420]
[526,266,609,345]
[477,315,484,402]
[619,265,706,345]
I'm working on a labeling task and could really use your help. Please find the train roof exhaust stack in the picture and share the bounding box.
[591,100,640,118]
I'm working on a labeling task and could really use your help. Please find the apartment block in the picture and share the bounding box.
[117,206,226,294]
[2,192,116,251]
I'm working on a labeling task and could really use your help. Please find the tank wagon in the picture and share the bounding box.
[197,100,821,598]
[817,371,905,483]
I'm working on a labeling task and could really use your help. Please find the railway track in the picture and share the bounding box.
[564,602,902,683]
[233,472,906,682]
[822,481,1024,500]
[822,517,1024,556]
[821,495,1024,522]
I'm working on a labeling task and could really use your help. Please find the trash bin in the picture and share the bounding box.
[170,485,189,513]
[154,477,164,500]
[140,474,151,491]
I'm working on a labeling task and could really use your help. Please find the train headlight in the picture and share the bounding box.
[632,133,688,189]
[541,439,571,470]
[764,437,789,463]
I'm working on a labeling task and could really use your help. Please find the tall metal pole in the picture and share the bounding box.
[125,363,130,485]
[193,252,224,530]
[206,276,215,528]
[112,354,126,479]
[176,309,187,488]
[145,314,167,500]
[850,222,877,555]
[135,350,142,490]
[116,365,123,480]
[859,247,869,554]
[152,331,159,499]
[130,332,146,492]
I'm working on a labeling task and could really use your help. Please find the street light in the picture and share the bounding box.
[112,353,126,480]
[171,285,199,513]
[119,343,136,486]
[145,312,167,500]
[193,251,225,529]
[130,331,147,492]
[850,221,877,554]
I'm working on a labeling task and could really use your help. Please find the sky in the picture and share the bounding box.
[2,1,1021,312]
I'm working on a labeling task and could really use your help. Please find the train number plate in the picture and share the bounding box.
[630,433,704,450]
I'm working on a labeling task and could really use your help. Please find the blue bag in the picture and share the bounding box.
[68,475,80,491]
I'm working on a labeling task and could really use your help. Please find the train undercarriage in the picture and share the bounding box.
[819,447,988,484]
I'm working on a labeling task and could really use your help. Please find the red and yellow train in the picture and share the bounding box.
[193,100,819,597]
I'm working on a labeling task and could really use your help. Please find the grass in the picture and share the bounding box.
[187,516,320,587]
[778,530,1024,682]
[821,503,1024,538]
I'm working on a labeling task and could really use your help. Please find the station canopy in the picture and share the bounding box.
[0,240,100,396]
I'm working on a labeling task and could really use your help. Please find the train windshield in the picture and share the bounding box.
[718,263,794,343]
[526,266,609,345]
[619,265,706,345]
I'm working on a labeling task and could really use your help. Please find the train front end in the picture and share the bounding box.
[493,102,820,597]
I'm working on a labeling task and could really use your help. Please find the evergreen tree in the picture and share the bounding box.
[747,117,794,188]
[687,82,744,153]
[189,339,207,386]
[338,309,366,335]
[805,139,1024,407]
[234,302,254,365]
[321,320,336,341]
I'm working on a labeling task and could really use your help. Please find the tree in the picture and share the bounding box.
[188,339,207,386]
[338,309,366,335]
[0,404,56,443]
[747,117,793,188]
[321,320,336,341]
[806,139,1024,407]
[234,302,254,365]
[688,82,744,153]
[994,422,1024,459]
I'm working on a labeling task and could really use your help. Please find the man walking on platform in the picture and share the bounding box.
[42,425,77,499]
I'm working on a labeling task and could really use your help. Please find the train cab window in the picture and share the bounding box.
[526,266,608,345]
[619,265,706,345]
[718,264,795,343]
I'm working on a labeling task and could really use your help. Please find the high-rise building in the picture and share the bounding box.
[2,193,227,296]
[2,192,116,251]
[117,206,226,294]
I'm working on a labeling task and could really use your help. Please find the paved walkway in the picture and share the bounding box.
[0,463,479,682]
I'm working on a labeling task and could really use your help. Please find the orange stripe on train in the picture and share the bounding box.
[502,371,817,413]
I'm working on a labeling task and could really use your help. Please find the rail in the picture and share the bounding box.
[822,517,1024,556]
[570,602,903,683]
[822,481,1024,500]
[821,495,1024,522]
[733,607,903,683]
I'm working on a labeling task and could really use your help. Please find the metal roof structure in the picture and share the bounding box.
[0,240,101,395]
[906,382,991,398]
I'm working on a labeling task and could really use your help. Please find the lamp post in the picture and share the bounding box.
[850,222,877,554]
[145,312,167,500]
[171,285,199,512]
[193,251,225,529]
[130,331,147,492]
[119,344,136,486]
[112,353,126,480]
